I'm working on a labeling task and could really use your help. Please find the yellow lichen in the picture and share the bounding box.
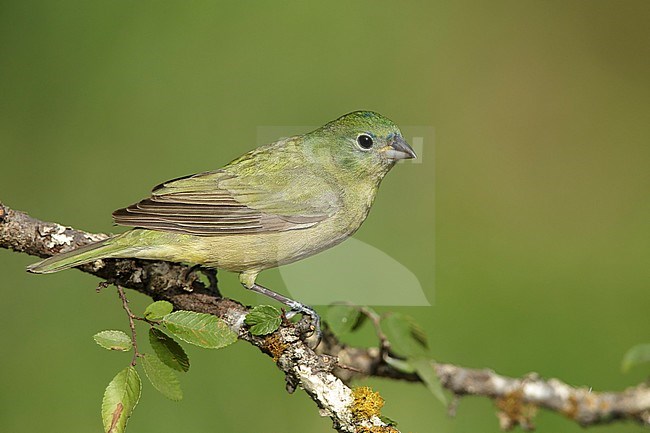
[351,386,385,420]
[563,394,579,419]
[349,386,400,431]
[496,388,537,430]
[263,333,288,362]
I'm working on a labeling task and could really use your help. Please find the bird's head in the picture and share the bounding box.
[305,111,416,182]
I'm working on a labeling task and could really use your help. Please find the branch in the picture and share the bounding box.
[0,201,397,433]
[332,343,650,429]
[1,200,649,431]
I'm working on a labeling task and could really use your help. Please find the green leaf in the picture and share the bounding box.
[142,353,183,401]
[101,366,141,433]
[149,328,190,372]
[408,319,428,348]
[410,357,447,407]
[144,301,173,321]
[162,310,237,349]
[622,343,650,372]
[384,355,416,374]
[325,304,362,337]
[93,330,132,352]
[381,313,428,358]
[245,305,282,335]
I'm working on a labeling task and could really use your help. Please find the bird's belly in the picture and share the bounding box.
[212,228,348,272]
[145,221,353,273]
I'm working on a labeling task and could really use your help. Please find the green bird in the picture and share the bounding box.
[28,111,416,343]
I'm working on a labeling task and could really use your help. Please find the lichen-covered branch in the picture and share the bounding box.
[1,200,649,431]
[0,201,397,433]
[431,365,650,429]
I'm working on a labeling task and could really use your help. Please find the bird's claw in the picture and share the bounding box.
[286,303,321,349]
[244,283,321,348]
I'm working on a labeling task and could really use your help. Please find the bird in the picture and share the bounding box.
[27,111,416,344]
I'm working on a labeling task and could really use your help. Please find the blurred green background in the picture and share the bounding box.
[1,1,649,432]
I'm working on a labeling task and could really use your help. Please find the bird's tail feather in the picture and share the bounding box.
[27,237,134,274]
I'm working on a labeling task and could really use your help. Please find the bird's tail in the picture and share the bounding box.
[27,237,135,274]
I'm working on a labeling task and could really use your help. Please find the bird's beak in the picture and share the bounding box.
[385,136,417,160]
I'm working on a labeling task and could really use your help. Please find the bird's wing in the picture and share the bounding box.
[112,143,341,236]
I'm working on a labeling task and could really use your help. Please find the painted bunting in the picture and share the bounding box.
[28,111,416,343]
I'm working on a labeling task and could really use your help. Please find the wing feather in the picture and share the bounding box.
[112,142,341,236]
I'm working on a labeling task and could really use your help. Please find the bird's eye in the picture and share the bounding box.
[356,134,374,150]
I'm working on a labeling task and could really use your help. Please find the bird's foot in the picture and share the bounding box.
[243,282,321,349]
[285,302,322,349]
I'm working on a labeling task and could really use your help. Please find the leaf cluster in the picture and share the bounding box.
[95,301,237,433]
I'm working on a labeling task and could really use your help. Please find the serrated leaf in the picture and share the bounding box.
[622,343,650,372]
[94,330,132,352]
[142,353,183,401]
[149,328,190,372]
[101,366,141,433]
[162,310,237,348]
[381,313,428,358]
[244,305,282,335]
[410,357,447,407]
[325,305,361,337]
[144,301,173,321]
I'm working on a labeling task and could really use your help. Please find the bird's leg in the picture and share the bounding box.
[242,282,321,348]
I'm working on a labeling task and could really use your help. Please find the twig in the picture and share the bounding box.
[116,285,140,366]
[358,306,391,356]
